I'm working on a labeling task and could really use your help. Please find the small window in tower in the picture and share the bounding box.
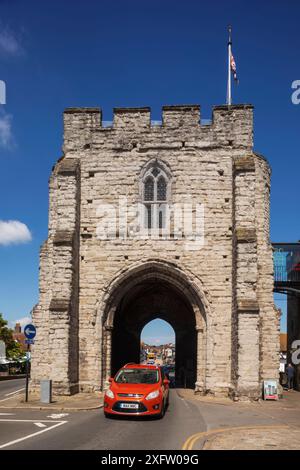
[145,205,152,229]
[151,167,160,177]
[159,209,163,229]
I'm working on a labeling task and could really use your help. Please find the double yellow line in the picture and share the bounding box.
[182,425,290,450]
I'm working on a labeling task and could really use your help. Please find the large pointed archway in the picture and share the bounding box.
[98,260,208,391]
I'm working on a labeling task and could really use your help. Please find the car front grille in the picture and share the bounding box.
[112,401,148,413]
[117,393,143,398]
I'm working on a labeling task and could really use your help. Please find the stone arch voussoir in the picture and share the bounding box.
[97,258,211,328]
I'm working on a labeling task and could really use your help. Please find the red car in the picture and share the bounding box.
[104,363,170,418]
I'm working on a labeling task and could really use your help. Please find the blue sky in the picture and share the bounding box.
[0,0,299,337]
[141,320,175,346]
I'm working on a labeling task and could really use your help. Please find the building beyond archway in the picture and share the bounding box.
[31,103,280,400]
[140,319,175,367]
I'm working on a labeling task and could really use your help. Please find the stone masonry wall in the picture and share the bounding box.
[31,104,278,399]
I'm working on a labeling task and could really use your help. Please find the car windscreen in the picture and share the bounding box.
[115,368,159,384]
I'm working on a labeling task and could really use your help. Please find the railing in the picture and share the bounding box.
[273,243,300,292]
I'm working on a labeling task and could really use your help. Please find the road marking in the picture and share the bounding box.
[182,424,290,450]
[34,422,47,428]
[47,413,69,419]
[178,393,190,408]
[0,419,67,449]
[0,413,15,416]
[5,388,25,396]
[0,419,65,423]
[0,379,25,383]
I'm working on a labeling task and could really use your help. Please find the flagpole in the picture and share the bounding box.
[227,25,232,106]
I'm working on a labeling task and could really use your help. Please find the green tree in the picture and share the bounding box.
[0,313,23,359]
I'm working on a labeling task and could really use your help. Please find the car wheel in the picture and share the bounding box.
[157,400,165,419]
[104,412,111,419]
[166,395,169,409]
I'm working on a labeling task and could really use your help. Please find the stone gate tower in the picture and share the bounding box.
[31,104,279,399]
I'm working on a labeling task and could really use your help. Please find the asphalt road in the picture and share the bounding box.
[0,390,207,450]
[0,378,26,402]
[1,382,293,450]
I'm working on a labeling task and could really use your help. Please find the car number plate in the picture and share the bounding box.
[120,403,139,409]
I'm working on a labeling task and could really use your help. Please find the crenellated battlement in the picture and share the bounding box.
[64,103,253,128]
[63,103,254,152]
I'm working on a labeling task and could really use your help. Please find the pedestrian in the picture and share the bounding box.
[286,363,295,391]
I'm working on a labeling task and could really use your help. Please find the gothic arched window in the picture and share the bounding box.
[157,176,167,201]
[141,162,171,230]
[144,176,154,201]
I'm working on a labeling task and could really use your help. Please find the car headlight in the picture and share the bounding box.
[145,390,160,401]
[105,388,114,399]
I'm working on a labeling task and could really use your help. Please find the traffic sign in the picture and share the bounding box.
[24,324,36,404]
[25,339,35,345]
[24,324,36,340]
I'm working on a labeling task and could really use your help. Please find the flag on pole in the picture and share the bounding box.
[230,51,238,83]
[227,25,239,105]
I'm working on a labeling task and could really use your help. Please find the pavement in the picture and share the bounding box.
[202,426,300,450]
[0,376,102,410]
[0,391,103,411]
[1,379,300,450]
[179,388,300,450]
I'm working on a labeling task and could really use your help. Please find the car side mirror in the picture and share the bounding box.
[109,377,113,383]
[163,379,170,385]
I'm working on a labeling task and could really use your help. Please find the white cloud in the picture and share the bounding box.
[0,110,13,148]
[10,316,32,330]
[0,220,32,246]
[142,336,175,346]
[0,24,23,57]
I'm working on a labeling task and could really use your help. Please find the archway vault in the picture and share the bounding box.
[97,259,209,391]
